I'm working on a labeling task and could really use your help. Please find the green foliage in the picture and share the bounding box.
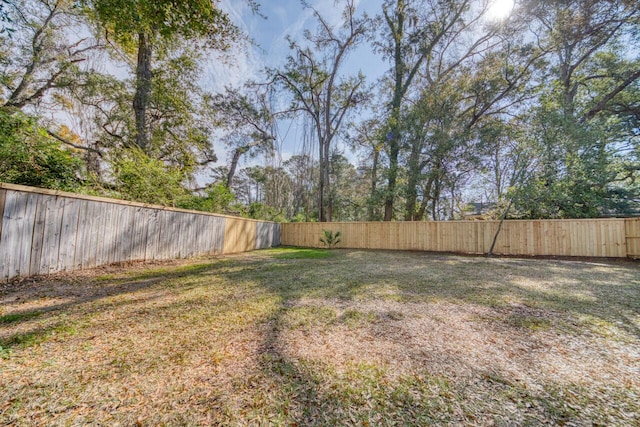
[290,212,312,223]
[244,202,282,222]
[510,92,623,218]
[145,51,213,168]
[319,229,341,249]
[111,148,186,205]
[329,153,369,221]
[0,109,82,190]
[84,0,238,51]
[175,183,235,214]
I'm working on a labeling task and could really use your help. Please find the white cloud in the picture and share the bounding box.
[202,0,267,92]
[203,48,263,93]
[205,0,368,93]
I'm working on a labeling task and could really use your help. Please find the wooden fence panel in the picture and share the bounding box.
[1,191,19,279]
[38,196,63,275]
[223,218,256,253]
[57,198,78,272]
[144,209,159,260]
[176,210,188,258]
[29,194,48,276]
[0,189,5,247]
[73,200,90,269]
[256,222,273,249]
[0,183,279,281]
[273,223,281,247]
[281,219,630,258]
[85,200,102,269]
[130,207,146,262]
[1,191,37,279]
[209,216,227,255]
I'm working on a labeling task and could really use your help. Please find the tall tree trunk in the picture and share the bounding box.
[318,139,326,222]
[383,0,405,221]
[432,178,441,220]
[404,141,421,220]
[324,142,332,222]
[383,74,404,220]
[384,129,400,221]
[133,32,152,152]
[368,148,380,220]
[416,177,433,221]
[226,147,245,188]
[404,182,417,220]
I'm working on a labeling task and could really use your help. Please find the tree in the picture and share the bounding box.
[110,147,186,205]
[63,47,220,194]
[377,0,486,220]
[329,153,369,221]
[272,0,370,222]
[1,0,101,110]
[377,0,540,220]
[511,0,640,218]
[401,39,542,220]
[347,117,386,220]
[175,183,235,214]
[205,86,275,188]
[84,0,240,152]
[284,154,318,221]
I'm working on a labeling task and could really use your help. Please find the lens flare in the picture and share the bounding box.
[487,0,515,20]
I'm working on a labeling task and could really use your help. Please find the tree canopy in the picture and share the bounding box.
[1,0,638,221]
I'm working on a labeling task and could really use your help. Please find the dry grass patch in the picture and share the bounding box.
[1,248,639,425]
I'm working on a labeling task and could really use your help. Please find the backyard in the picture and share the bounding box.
[1,248,639,426]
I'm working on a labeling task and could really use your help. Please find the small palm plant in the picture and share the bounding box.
[320,230,341,248]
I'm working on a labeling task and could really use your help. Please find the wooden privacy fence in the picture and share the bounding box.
[282,219,640,258]
[0,183,281,281]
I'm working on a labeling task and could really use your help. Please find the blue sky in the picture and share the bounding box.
[213,0,386,87]
[203,0,387,172]
[203,0,514,176]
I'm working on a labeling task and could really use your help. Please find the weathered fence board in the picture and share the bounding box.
[282,219,631,258]
[256,222,279,249]
[210,216,227,255]
[0,189,5,242]
[0,183,280,281]
[58,198,79,272]
[13,192,36,278]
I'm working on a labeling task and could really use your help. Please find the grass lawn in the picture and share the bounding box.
[1,248,639,426]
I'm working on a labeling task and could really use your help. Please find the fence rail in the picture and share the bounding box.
[0,183,280,281]
[282,219,637,258]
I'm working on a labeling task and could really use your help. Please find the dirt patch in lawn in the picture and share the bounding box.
[1,249,639,426]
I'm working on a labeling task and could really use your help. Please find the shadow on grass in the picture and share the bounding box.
[3,248,639,340]
[248,295,458,424]
[1,248,639,424]
[236,250,640,424]
[0,261,238,352]
[329,251,640,339]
